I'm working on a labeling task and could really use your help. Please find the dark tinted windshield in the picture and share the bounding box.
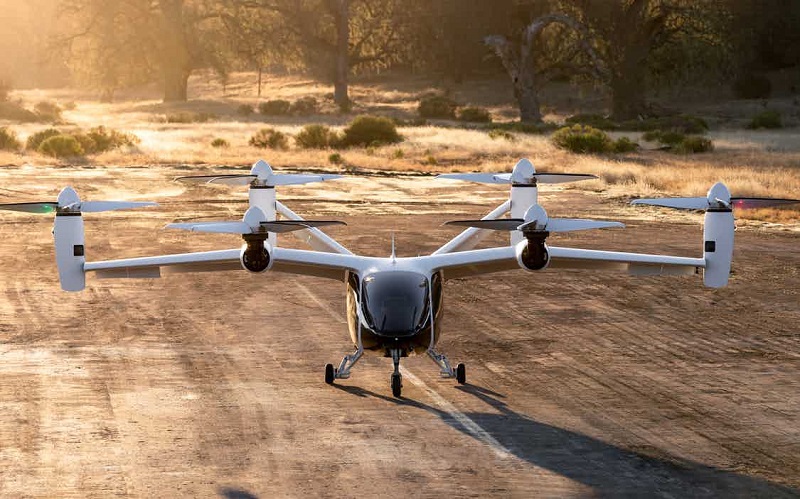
[362,272,429,336]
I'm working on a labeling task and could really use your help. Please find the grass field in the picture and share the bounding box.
[1,71,799,227]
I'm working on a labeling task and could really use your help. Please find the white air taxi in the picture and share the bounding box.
[2,159,796,396]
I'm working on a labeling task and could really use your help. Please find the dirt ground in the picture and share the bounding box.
[0,165,798,498]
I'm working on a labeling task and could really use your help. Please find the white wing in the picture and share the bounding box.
[84,247,365,281]
[425,246,704,279]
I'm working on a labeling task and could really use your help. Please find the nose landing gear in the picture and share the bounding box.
[390,348,403,397]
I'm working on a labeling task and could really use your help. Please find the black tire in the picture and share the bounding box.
[391,373,402,397]
[325,363,335,385]
[456,363,466,384]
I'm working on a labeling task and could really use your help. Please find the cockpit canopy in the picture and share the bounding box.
[361,271,430,336]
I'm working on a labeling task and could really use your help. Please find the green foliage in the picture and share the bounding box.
[621,115,708,134]
[488,129,516,142]
[211,138,230,148]
[0,127,21,151]
[612,137,639,153]
[289,96,318,116]
[551,125,613,154]
[457,106,492,123]
[328,152,344,165]
[258,100,291,116]
[489,121,558,135]
[673,136,714,154]
[0,101,39,122]
[733,73,772,100]
[642,130,686,146]
[249,128,289,150]
[565,114,617,130]
[418,95,458,119]
[339,115,401,148]
[38,135,84,158]
[748,110,783,129]
[84,126,137,153]
[237,104,254,116]
[392,148,405,159]
[165,112,216,123]
[424,155,438,165]
[26,128,61,151]
[294,124,341,149]
[33,101,62,122]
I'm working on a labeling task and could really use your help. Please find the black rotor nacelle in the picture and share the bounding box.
[516,231,550,271]
[240,234,272,273]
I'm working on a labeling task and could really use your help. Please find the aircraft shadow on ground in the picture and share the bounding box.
[334,384,798,498]
[218,487,259,499]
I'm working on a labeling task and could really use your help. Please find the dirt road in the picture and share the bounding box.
[0,166,798,498]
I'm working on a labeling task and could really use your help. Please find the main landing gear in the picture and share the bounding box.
[427,348,466,384]
[325,347,363,385]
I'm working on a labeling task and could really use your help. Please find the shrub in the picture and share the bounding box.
[258,99,291,116]
[392,148,404,159]
[166,112,215,123]
[33,101,62,121]
[237,104,254,116]
[0,127,21,151]
[733,72,772,100]
[457,106,492,123]
[748,110,783,129]
[85,126,137,153]
[489,121,558,135]
[551,125,613,154]
[289,96,318,116]
[488,129,516,142]
[26,128,61,150]
[249,128,289,150]
[565,113,617,130]
[328,152,344,165]
[642,130,686,146]
[339,115,401,148]
[211,138,230,148]
[424,155,438,165]
[62,101,77,111]
[612,137,639,153]
[295,124,341,149]
[674,136,714,154]
[72,133,97,154]
[622,115,708,134]
[392,116,428,127]
[38,134,84,158]
[418,94,458,119]
[0,101,38,122]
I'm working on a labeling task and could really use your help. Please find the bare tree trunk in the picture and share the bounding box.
[610,51,648,120]
[331,0,350,111]
[515,78,542,123]
[257,67,263,98]
[160,0,191,103]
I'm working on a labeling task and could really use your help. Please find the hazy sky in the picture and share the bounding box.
[0,0,62,87]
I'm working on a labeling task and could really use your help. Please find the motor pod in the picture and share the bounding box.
[515,231,551,271]
[53,210,87,291]
[240,234,273,273]
[703,208,734,288]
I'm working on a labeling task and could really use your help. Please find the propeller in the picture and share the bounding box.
[631,182,800,211]
[436,159,597,185]
[175,160,342,187]
[445,204,624,233]
[167,207,346,235]
[0,186,157,214]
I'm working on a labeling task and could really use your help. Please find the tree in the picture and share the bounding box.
[486,13,603,123]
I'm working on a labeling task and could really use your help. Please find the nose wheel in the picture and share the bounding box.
[390,348,403,397]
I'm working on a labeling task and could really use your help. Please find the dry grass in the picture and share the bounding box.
[0,71,798,226]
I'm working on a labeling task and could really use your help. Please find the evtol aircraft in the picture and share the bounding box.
[2,159,797,397]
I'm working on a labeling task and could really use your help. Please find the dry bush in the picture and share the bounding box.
[26,128,61,150]
[211,138,230,148]
[552,125,613,154]
[33,101,62,122]
[166,112,215,123]
[258,100,291,115]
[457,106,492,123]
[38,135,84,158]
[0,127,21,151]
[339,115,401,148]
[289,96,319,116]
[748,111,783,130]
[295,124,340,149]
[249,128,289,150]
[237,104,254,116]
[418,95,458,119]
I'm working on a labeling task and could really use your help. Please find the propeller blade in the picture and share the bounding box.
[630,197,709,210]
[260,220,347,233]
[0,202,59,214]
[730,197,800,209]
[175,174,257,186]
[436,173,510,184]
[444,219,524,231]
[544,219,625,232]
[534,173,598,184]
[270,174,343,186]
[80,201,158,213]
[166,221,252,234]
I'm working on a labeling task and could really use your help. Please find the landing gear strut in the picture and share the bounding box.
[427,348,466,384]
[325,347,363,385]
[390,348,403,397]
